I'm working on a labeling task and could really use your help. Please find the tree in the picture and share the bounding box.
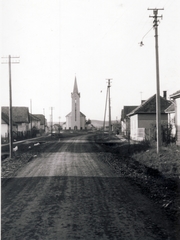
[86,119,91,125]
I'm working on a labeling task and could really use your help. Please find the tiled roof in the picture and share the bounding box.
[165,102,175,113]
[2,107,29,123]
[33,114,45,125]
[29,113,41,121]
[121,106,138,119]
[127,94,172,116]
[1,112,17,126]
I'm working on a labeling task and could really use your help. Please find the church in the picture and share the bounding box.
[64,77,86,130]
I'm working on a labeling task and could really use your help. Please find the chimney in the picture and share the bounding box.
[163,91,167,100]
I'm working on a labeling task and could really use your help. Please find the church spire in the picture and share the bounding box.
[73,76,79,93]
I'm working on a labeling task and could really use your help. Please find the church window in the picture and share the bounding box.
[75,101,77,121]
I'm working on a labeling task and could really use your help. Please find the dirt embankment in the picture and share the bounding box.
[91,133,180,237]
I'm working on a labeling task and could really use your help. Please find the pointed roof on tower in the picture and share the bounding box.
[73,76,79,93]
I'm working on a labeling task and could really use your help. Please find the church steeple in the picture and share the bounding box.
[71,76,80,130]
[65,76,86,130]
[73,76,79,94]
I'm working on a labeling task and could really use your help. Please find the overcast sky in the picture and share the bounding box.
[1,0,180,122]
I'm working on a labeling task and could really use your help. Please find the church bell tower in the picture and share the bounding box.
[71,77,80,130]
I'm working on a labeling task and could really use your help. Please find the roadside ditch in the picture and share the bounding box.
[92,135,180,238]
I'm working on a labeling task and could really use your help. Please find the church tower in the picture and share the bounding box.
[71,77,80,130]
[65,76,86,130]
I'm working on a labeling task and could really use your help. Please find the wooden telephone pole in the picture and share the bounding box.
[148,8,164,154]
[50,107,54,136]
[103,79,112,137]
[2,55,19,158]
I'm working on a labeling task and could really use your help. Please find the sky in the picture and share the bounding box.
[1,0,180,123]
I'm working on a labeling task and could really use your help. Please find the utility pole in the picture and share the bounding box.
[1,55,19,158]
[103,79,112,136]
[43,108,46,133]
[59,116,61,135]
[30,99,32,137]
[148,8,164,154]
[108,79,112,137]
[50,107,53,135]
[103,86,109,132]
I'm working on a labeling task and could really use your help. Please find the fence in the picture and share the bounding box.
[144,125,175,143]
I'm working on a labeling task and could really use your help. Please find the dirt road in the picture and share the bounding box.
[1,134,174,239]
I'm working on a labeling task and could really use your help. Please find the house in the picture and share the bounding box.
[164,102,176,139]
[121,106,138,136]
[169,90,180,145]
[53,124,62,133]
[111,122,121,134]
[29,113,41,137]
[1,112,18,143]
[2,107,30,138]
[62,122,66,130]
[127,94,172,141]
[33,114,47,134]
[65,77,86,130]
[29,113,41,129]
[86,123,96,131]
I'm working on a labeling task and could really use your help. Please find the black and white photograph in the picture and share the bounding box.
[1,0,180,239]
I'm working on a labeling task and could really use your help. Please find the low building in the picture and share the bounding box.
[127,94,172,141]
[29,113,41,129]
[170,90,180,145]
[1,112,17,143]
[121,106,138,136]
[29,113,41,137]
[33,114,47,134]
[2,106,30,138]
[165,102,176,139]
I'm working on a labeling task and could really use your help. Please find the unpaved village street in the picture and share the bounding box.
[1,134,175,239]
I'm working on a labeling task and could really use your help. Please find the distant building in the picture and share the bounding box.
[33,114,47,133]
[121,106,138,136]
[64,77,86,130]
[165,102,176,138]
[169,90,180,145]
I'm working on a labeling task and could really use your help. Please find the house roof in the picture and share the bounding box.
[2,107,30,123]
[170,90,180,99]
[33,114,45,125]
[165,102,175,113]
[121,106,138,120]
[1,112,17,126]
[29,113,41,122]
[127,94,172,116]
